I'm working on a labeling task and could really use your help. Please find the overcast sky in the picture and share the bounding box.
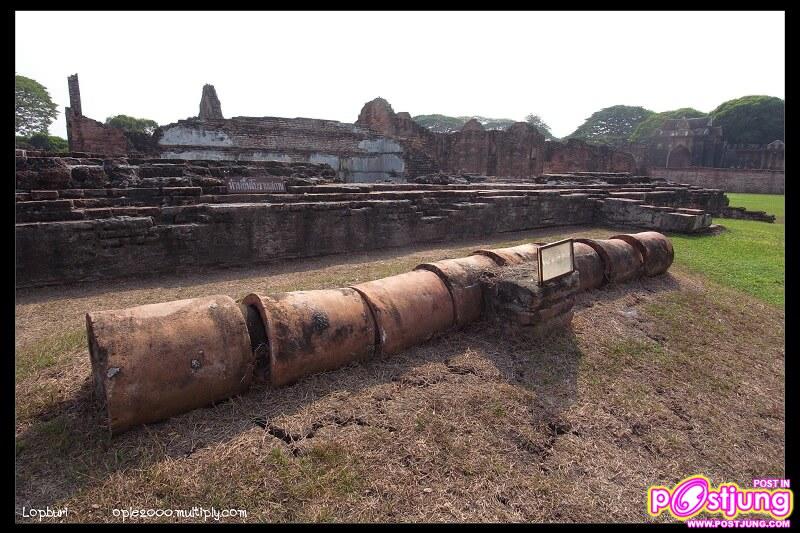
[16,11,785,139]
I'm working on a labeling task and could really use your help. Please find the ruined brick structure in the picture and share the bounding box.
[64,77,646,183]
[648,167,784,194]
[355,98,547,178]
[640,116,785,172]
[543,138,637,174]
[721,140,785,170]
[16,151,735,287]
[198,84,224,120]
[645,117,725,169]
[61,75,784,194]
[65,74,128,156]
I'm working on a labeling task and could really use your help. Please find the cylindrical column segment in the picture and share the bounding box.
[415,254,498,326]
[352,270,455,355]
[574,238,644,284]
[573,241,605,291]
[85,295,254,434]
[609,231,674,276]
[242,289,376,387]
[472,242,541,266]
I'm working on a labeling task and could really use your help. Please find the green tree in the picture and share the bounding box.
[630,108,707,141]
[525,113,557,140]
[413,114,466,133]
[16,133,69,152]
[15,75,59,136]
[105,114,159,135]
[567,105,655,146]
[710,95,784,144]
[412,114,516,133]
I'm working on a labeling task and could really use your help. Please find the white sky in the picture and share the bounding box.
[16,11,785,139]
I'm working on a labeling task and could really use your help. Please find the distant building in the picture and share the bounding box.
[642,116,784,171]
[645,117,724,169]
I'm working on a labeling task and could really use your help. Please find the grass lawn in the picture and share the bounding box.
[668,193,785,307]
[726,193,785,223]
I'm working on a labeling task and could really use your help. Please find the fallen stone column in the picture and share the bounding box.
[351,270,455,356]
[85,295,255,434]
[573,242,605,291]
[415,254,500,327]
[573,238,644,284]
[84,232,675,434]
[242,289,376,387]
[609,231,674,276]
[472,242,542,266]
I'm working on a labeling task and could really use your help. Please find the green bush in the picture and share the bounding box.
[16,133,68,153]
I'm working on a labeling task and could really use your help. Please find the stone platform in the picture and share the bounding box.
[15,153,731,287]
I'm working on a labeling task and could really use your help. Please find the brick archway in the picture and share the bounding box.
[667,145,691,168]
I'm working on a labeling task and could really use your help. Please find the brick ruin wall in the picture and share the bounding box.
[648,167,785,194]
[60,76,783,192]
[543,139,637,174]
[15,153,730,287]
[61,75,641,184]
[155,116,407,183]
[66,113,129,156]
[355,99,548,179]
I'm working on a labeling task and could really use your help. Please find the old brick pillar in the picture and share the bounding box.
[67,74,82,117]
[65,74,82,152]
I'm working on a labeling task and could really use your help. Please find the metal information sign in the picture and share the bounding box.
[537,238,575,286]
[224,176,286,193]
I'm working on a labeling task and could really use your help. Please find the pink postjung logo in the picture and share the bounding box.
[648,475,793,520]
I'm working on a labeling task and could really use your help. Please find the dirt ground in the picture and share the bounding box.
[15,225,785,523]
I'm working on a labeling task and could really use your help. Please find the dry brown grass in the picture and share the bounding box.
[15,225,785,523]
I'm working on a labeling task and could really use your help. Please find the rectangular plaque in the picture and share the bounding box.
[537,238,575,286]
[224,176,286,193]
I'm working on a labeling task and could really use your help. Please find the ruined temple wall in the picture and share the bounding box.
[721,143,785,171]
[543,140,637,174]
[157,117,406,182]
[648,167,785,194]
[356,99,545,178]
[643,123,725,169]
[66,112,129,156]
[493,127,545,177]
[16,194,597,287]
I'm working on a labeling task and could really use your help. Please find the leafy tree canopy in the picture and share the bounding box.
[567,105,655,146]
[15,75,59,136]
[105,114,159,135]
[413,114,516,133]
[525,113,558,140]
[629,108,707,142]
[710,95,784,145]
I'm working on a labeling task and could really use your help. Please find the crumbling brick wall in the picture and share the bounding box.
[648,167,785,194]
[65,112,129,156]
[356,99,545,178]
[543,139,637,174]
[15,153,728,287]
[65,74,129,156]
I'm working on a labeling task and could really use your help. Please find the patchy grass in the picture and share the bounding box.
[726,193,784,223]
[15,328,86,381]
[269,443,365,508]
[668,218,784,307]
[15,225,785,523]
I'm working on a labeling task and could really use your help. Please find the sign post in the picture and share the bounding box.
[224,176,286,193]
[536,239,575,286]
